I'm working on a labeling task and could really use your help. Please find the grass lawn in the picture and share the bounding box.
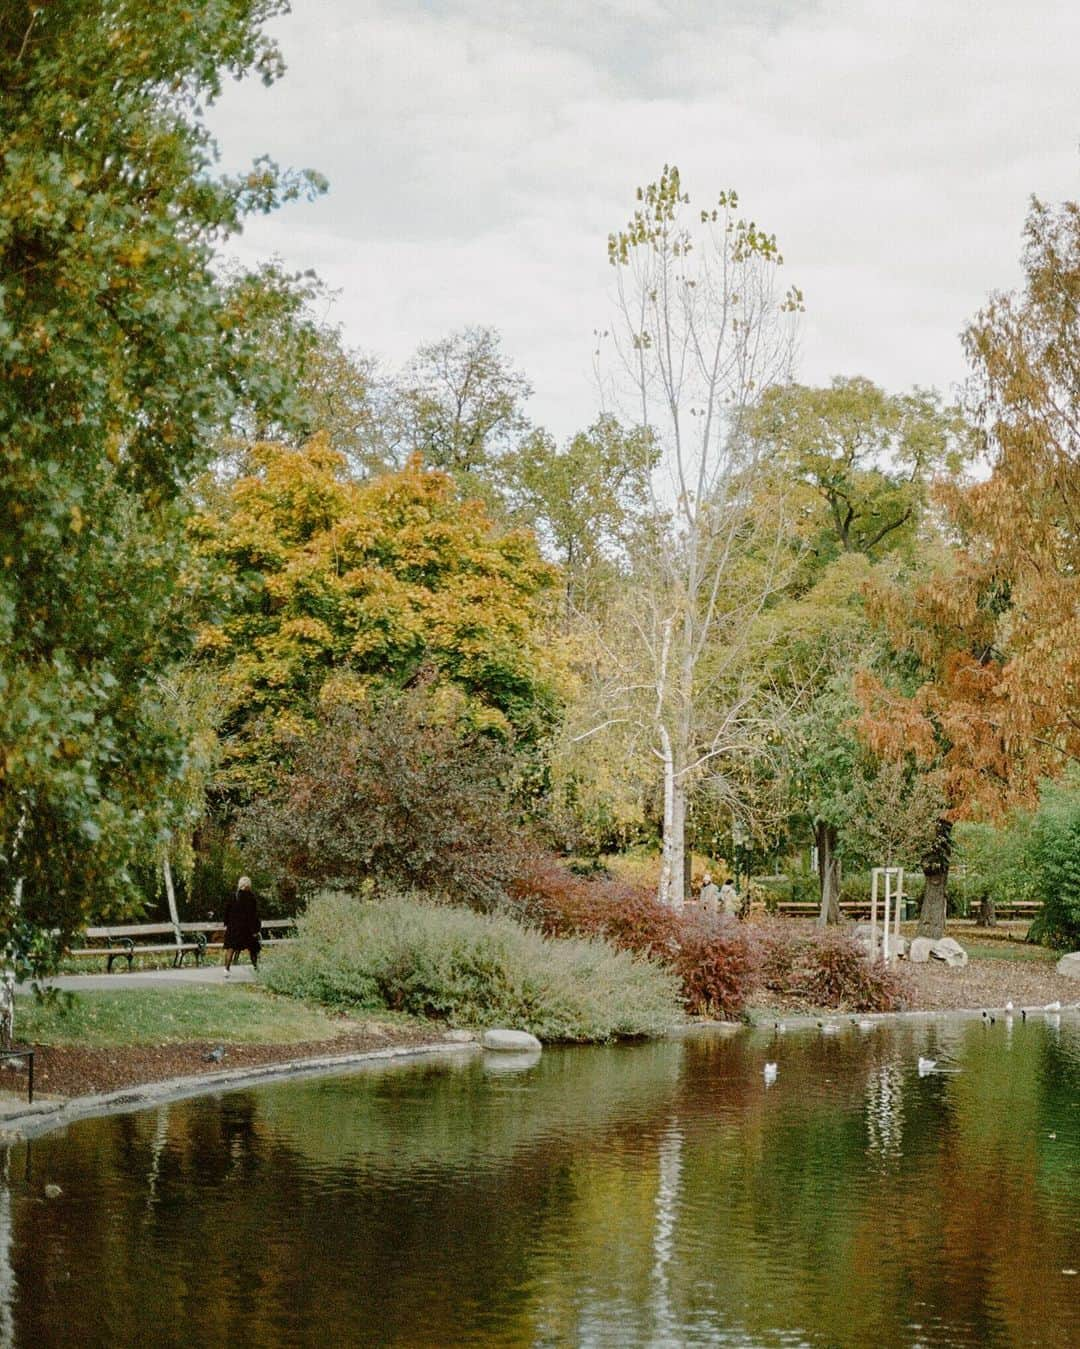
[15,984,362,1048]
[964,942,1060,964]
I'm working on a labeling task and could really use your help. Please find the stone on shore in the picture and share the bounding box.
[909,937,935,964]
[929,937,968,968]
[1055,952,1080,980]
[481,1028,543,1053]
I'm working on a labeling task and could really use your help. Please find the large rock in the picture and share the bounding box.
[481,1028,543,1053]
[929,937,968,968]
[909,937,935,964]
[1055,952,1080,980]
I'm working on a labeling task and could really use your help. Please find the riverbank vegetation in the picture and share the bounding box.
[261,891,682,1042]
[4,2,1080,1045]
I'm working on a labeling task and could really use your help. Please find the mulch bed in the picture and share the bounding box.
[7,1020,443,1101]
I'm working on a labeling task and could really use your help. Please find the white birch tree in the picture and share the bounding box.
[589,167,802,908]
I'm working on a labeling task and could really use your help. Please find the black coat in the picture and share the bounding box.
[224,890,261,949]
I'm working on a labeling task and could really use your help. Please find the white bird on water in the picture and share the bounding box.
[763,1062,778,1085]
[1044,1001,1061,1013]
[917,1057,937,1077]
[1005,1001,1014,1014]
[819,1021,840,1035]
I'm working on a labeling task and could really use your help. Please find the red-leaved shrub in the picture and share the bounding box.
[511,857,757,1019]
[752,918,910,1012]
[512,860,911,1016]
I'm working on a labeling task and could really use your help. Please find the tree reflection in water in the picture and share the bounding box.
[7,1020,1080,1348]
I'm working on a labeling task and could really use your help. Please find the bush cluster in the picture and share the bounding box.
[511,857,757,1019]
[512,859,910,1016]
[239,690,526,911]
[753,919,910,1013]
[261,890,682,1043]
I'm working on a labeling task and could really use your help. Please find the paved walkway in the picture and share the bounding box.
[17,965,256,994]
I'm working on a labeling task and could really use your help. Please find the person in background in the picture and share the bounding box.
[719,878,739,917]
[224,875,262,974]
[699,873,720,915]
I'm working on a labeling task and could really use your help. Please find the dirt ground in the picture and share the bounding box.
[904,952,1078,1011]
[3,1020,443,1102]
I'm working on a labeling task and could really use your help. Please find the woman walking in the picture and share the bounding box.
[224,875,262,973]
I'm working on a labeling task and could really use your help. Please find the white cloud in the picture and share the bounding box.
[210,0,1080,438]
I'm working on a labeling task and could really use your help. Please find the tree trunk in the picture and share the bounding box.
[163,858,181,930]
[657,728,686,910]
[917,818,953,939]
[815,820,841,926]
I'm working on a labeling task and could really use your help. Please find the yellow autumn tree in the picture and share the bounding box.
[192,437,564,794]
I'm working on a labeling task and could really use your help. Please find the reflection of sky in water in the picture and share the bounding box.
[10,1016,1080,1348]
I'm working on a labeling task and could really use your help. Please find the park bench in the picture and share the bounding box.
[774,899,915,921]
[71,917,298,972]
[177,916,297,955]
[967,899,1042,924]
[70,923,207,972]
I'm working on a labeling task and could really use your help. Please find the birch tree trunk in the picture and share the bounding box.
[590,169,801,906]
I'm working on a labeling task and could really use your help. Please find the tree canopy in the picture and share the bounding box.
[0,0,321,939]
[193,439,564,795]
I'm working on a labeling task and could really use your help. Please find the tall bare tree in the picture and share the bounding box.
[586,167,802,908]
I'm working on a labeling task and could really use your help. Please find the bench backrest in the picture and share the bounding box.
[178,918,297,933]
[84,923,180,940]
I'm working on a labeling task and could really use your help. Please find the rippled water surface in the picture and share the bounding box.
[10,1015,1080,1347]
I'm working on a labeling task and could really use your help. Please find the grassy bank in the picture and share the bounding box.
[15,984,376,1049]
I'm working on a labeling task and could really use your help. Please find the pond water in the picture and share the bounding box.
[9,1015,1080,1347]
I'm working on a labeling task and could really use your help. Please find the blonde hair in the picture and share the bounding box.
[237,875,252,892]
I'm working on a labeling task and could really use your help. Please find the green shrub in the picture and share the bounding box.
[261,890,682,1042]
[1028,785,1080,948]
[952,820,1037,919]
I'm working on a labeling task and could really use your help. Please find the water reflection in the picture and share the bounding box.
[10,1017,1080,1347]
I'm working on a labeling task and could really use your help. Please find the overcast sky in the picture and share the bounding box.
[210,0,1080,440]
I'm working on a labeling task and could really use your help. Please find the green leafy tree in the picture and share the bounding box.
[504,415,658,617]
[749,379,964,921]
[750,378,965,567]
[0,1,322,962]
[396,326,532,479]
[218,262,392,478]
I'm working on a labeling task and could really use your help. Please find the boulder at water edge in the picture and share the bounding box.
[481,1028,543,1053]
[1055,952,1080,980]
[929,937,968,968]
[909,937,935,964]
